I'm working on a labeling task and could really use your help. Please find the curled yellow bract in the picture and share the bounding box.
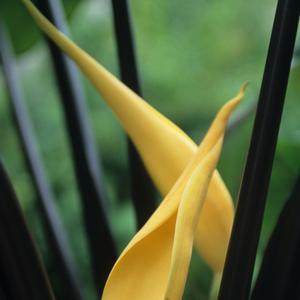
[22,2,247,297]
[102,98,241,300]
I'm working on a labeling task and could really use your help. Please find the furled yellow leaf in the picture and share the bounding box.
[23,0,246,273]
[103,97,240,300]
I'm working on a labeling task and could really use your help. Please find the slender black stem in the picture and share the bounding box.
[0,282,9,300]
[0,22,84,300]
[0,279,9,300]
[251,173,300,300]
[227,58,299,138]
[0,160,55,300]
[35,0,117,292]
[111,0,157,229]
[218,1,300,299]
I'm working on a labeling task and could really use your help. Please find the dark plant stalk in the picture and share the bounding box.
[111,0,157,229]
[0,22,84,300]
[251,173,300,300]
[0,285,9,300]
[0,160,55,300]
[35,0,117,292]
[227,58,299,137]
[218,0,300,299]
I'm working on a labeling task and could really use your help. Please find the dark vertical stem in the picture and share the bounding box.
[0,286,8,300]
[0,270,12,300]
[218,1,300,299]
[35,0,117,292]
[0,160,55,300]
[0,22,84,300]
[111,0,157,229]
[251,173,300,300]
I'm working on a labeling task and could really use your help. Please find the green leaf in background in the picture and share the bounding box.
[0,0,80,54]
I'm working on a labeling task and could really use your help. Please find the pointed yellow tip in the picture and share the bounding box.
[240,80,249,95]
[22,0,42,23]
[229,81,249,107]
[221,82,248,116]
[22,0,31,9]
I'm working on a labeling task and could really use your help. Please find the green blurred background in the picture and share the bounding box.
[0,0,299,299]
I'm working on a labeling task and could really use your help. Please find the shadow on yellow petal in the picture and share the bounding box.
[22,0,247,274]
[102,97,241,300]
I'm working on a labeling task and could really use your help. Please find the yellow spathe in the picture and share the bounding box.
[103,97,240,300]
[23,0,246,273]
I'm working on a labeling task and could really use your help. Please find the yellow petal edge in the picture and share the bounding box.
[104,96,240,300]
[22,0,247,273]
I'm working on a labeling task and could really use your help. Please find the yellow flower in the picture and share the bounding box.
[22,1,246,295]
[102,97,241,300]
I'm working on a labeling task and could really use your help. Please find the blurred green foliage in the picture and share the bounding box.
[0,0,299,299]
[0,0,80,53]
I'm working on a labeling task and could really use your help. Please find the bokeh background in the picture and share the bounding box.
[0,0,299,299]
